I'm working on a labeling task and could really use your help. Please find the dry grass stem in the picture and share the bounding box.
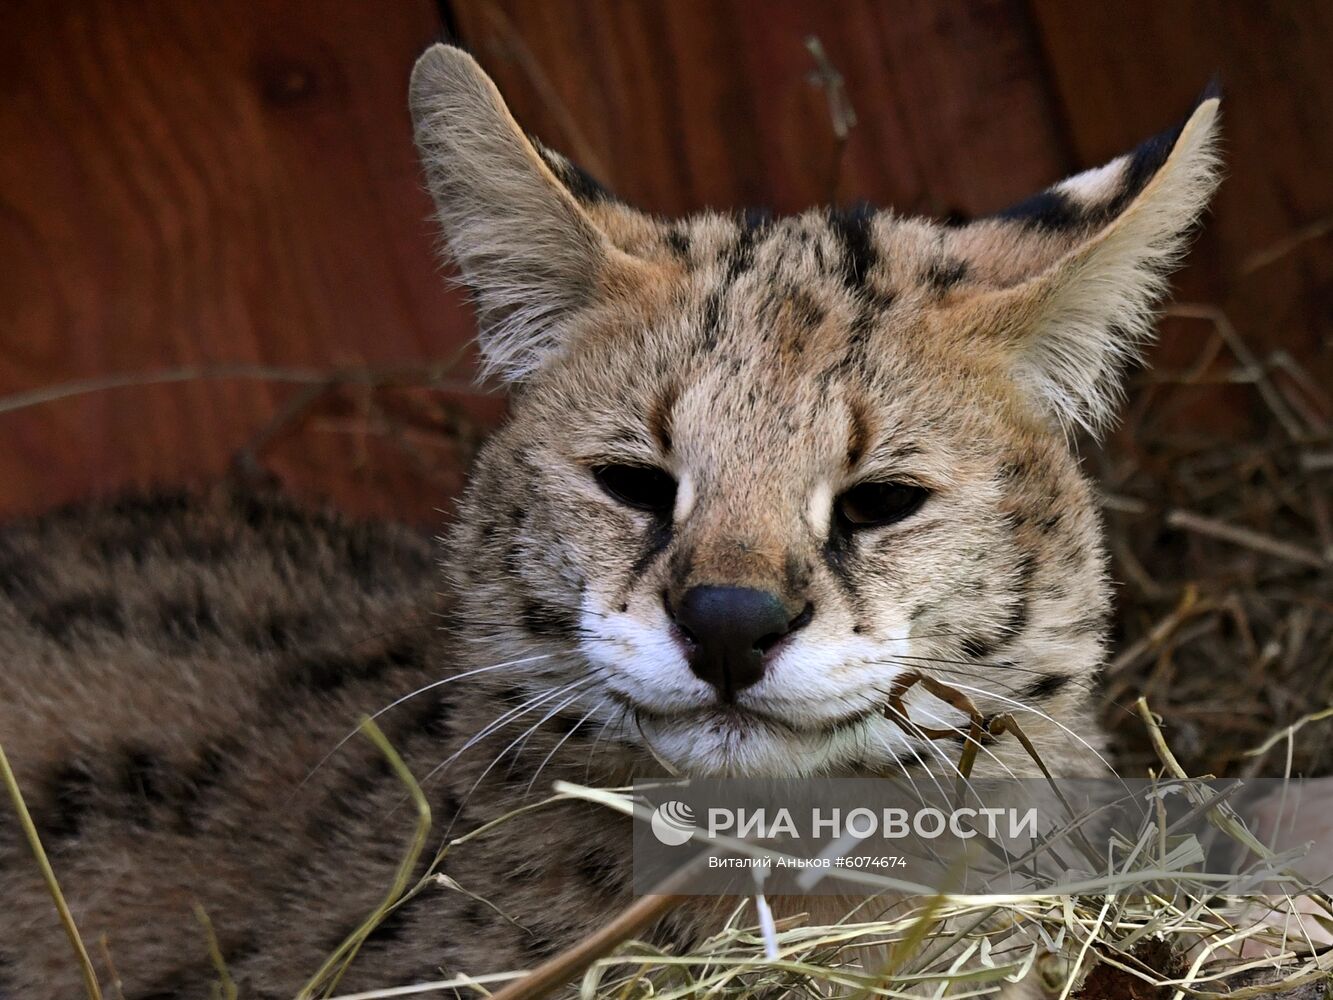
[0,740,104,1000]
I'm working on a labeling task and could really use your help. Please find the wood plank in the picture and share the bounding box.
[1030,0,1333,390]
[449,0,1072,217]
[0,0,489,524]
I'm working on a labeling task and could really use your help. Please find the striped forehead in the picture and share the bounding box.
[651,209,974,397]
[670,209,888,301]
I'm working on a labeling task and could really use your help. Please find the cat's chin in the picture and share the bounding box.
[635,706,875,778]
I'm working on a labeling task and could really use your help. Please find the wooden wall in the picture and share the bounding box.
[2,0,1329,525]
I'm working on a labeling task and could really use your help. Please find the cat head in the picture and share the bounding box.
[411,45,1220,777]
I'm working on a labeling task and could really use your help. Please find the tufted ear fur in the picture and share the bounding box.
[950,91,1222,435]
[409,44,631,381]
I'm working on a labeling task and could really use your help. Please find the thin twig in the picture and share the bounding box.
[1165,304,1310,441]
[0,740,103,1000]
[297,718,433,1000]
[488,891,688,1000]
[0,363,486,417]
[1105,586,1208,680]
[805,35,857,204]
[1165,508,1329,570]
[1239,214,1333,276]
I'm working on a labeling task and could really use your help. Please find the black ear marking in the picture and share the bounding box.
[992,80,1223,235]
[995,189,1084,231]
[532,139,615,204]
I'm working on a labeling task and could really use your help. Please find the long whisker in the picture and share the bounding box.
[882,703,983,805]
[525,699,606,798]
[439,681,598,841]
[477,684,592,792]
[866,726,931,803]
[419,676,596,792]
[585,708,633,783]
[881,651,1096,686]
[301,651,559,786]
[915,677,1122,781]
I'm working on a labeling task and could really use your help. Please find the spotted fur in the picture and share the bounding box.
[0,45,1220,997]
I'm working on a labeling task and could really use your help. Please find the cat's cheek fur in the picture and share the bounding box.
[578,592,709,714]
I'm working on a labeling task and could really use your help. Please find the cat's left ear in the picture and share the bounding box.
[949,90,1222,435]
[409,44,645,382]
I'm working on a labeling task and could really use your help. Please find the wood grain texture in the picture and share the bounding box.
[1030,0,1333,417]
[1,0,1328,523]
[0,0,491,524]
[449,0,1073,217]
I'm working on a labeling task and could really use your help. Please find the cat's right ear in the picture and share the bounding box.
[410,44,630,381]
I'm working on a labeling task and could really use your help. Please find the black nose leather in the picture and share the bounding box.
[671,586,806,699]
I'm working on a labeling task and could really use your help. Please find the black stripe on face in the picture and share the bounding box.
[959,635,993,660]
[629,525,671,578]
[1001,600,1031,646]
[1022,672,1073,699]
[827,204,877,291]
[998,560,1034,643]
[818,299,882,388]
[649,384,678,453]
[627,517,673,588]
[845,399,870,468]
[520,599,579,638]
[821,524,859,599]
[925,258,968,293]
[783,553,813,597]
[665,227,691,261]
[699,222,762,350]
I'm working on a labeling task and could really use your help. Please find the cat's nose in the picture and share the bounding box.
[668,586,812,700]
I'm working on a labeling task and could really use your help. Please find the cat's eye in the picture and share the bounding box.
[592,464,677,516]
[835,481,928,529]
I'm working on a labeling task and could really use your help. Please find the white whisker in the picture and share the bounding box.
[525,699,607,797]
[930,679,1121,780]
[420,676,595,791]
[301,651,558,786]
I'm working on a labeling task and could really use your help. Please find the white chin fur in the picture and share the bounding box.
[636,711,918,778]
[580,595,924,777]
